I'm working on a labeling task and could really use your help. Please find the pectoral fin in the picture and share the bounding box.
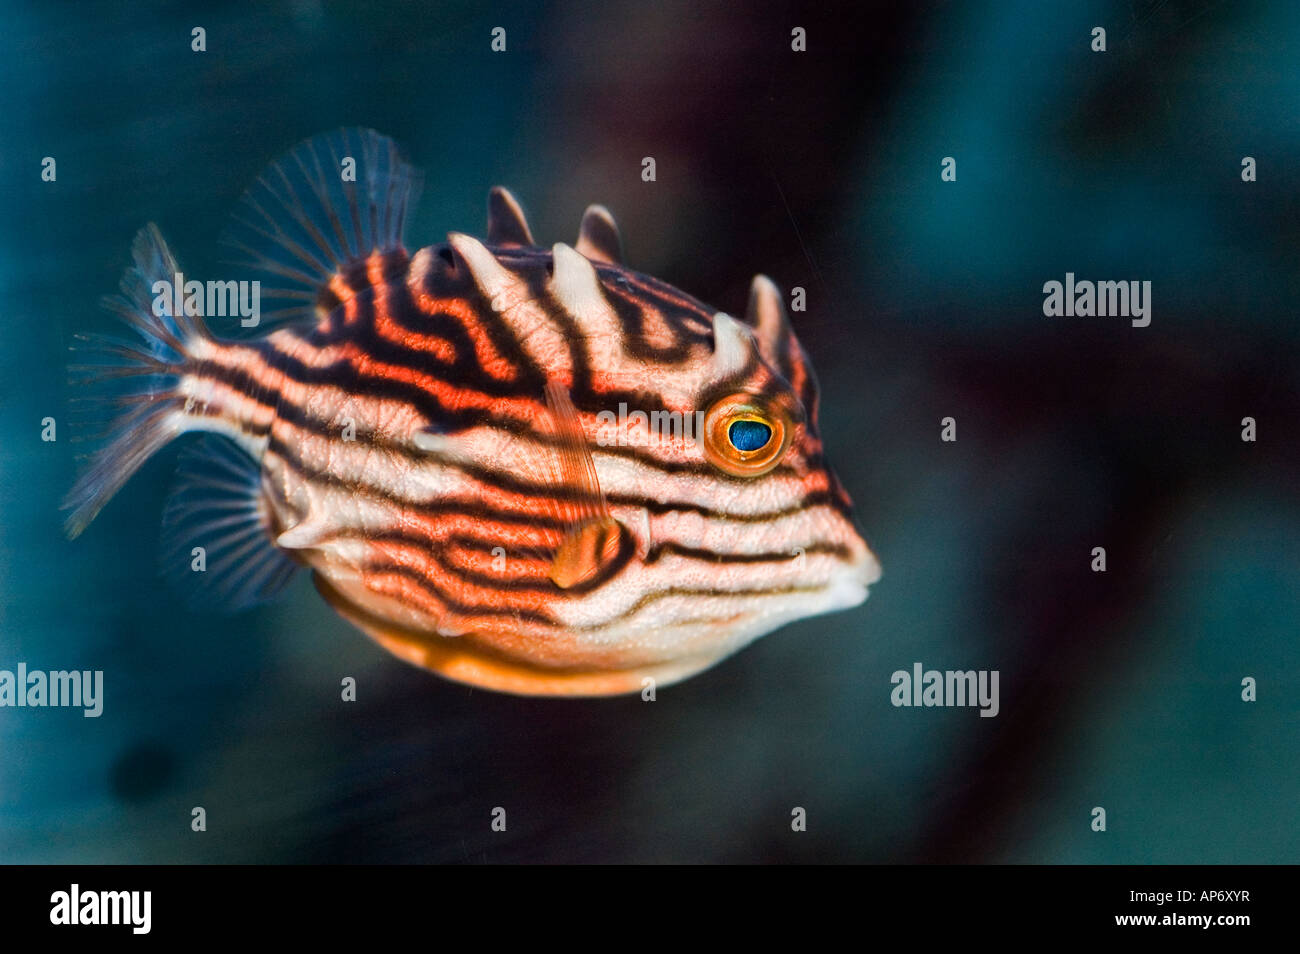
[542,382,630,589]
[551,516,624,589]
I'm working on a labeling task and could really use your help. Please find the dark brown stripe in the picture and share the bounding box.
[262,430,847,523]
[361,560,558,624]
[575,582,826,631]
[195,347,814,482]
[644,540,852,565]
[364,559,825,633]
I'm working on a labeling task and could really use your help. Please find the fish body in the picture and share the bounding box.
[66,129,880,696]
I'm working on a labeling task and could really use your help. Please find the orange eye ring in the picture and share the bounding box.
[701,392,791,477]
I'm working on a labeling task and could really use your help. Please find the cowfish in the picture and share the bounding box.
[65,129,881,696]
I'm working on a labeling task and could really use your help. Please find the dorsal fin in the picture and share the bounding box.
[487,186,535,246]
[220,128,420,331]
[575,204,623,264]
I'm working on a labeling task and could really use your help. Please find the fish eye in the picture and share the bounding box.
[702,392,791,477]
[728,418,771,452]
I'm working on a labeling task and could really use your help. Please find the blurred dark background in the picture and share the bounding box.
[1,0,1296,862]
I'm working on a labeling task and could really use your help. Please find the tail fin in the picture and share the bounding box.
[63,224,208,538]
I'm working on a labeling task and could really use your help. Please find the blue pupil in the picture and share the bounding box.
[728,419,772,453]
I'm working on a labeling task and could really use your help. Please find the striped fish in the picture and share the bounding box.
[66,129,881,696]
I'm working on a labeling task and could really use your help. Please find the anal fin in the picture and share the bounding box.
[160,435,301,610]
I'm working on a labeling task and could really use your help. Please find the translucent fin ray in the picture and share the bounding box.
[160,435,300,611]
[63,225,202,538]
[541,383,628,589]
[219,128,421,330]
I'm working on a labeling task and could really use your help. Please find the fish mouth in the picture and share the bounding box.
[834,529,882,601]
[312,572,731,697]
[857,546,883,589]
